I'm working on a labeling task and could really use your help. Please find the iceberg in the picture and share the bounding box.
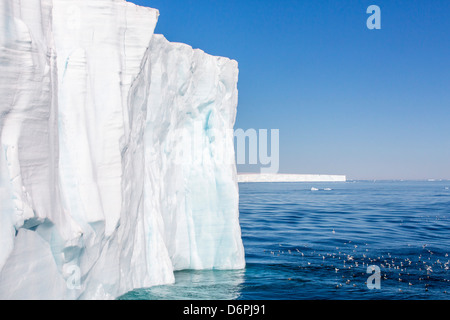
[0,0,245,300]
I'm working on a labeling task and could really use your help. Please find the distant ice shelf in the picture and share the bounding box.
[238,174,347,183]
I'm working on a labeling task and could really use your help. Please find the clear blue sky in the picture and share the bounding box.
[130,0,450,180]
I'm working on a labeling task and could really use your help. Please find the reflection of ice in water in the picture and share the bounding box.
[119,269,245,300]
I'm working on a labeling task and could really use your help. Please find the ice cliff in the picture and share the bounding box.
[0,0,245,300]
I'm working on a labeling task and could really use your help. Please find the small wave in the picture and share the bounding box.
[311,187,319,191]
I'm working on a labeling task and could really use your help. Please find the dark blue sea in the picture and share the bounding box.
[120,181,450,300]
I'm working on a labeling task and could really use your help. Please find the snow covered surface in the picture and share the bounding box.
[238,174,347,183]
[0,0,244,300]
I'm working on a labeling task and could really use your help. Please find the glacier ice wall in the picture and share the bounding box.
[146,35,244,271]
[0,0,72,299]
[0,0,244,300]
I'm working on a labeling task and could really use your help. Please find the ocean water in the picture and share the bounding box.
[120,181,450,300]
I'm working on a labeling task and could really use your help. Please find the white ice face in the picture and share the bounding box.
[145,35,244,272]
[0,0,244,300]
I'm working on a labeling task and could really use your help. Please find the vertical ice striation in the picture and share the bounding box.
[146,35,244,271]
[0,0,77,299]
[0,0,244,300]
[51,0,171,299]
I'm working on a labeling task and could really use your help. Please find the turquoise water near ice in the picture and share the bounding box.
[120,181,450,300]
